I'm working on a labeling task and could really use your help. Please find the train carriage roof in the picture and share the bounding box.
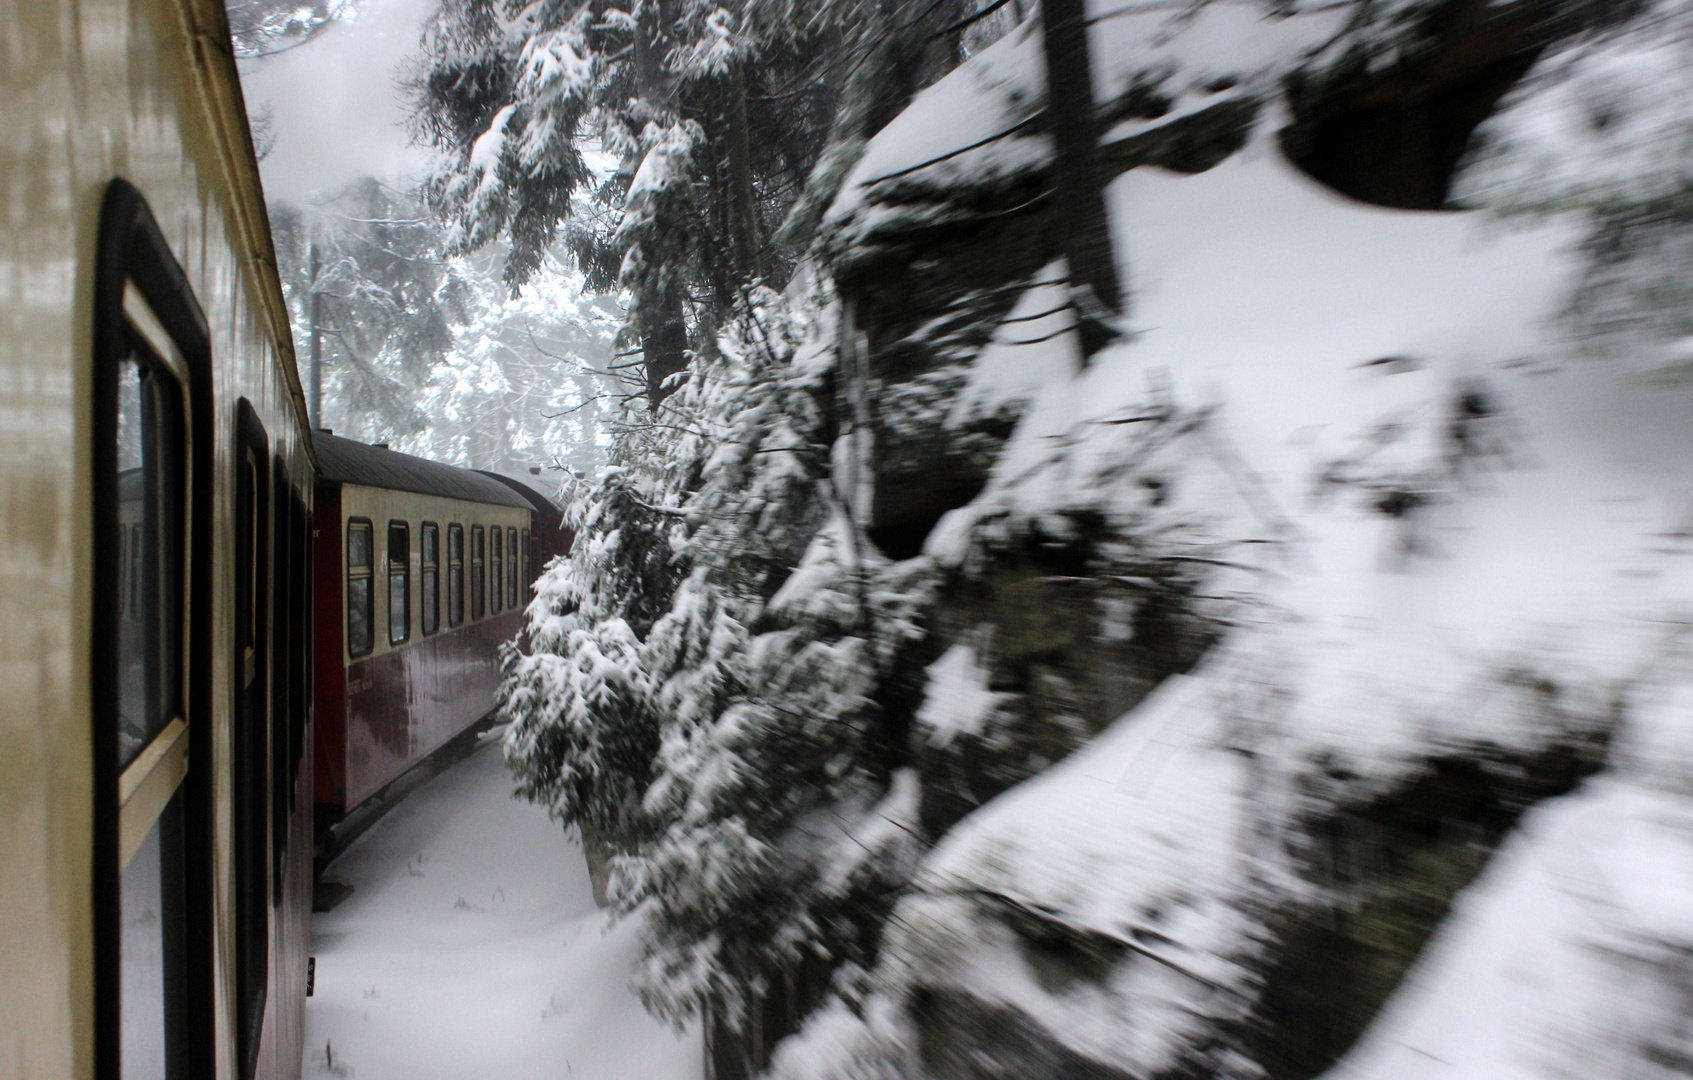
[313,431,532,510]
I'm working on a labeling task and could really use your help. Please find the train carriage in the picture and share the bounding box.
[310,434,536,847]
[3,0,317,1077]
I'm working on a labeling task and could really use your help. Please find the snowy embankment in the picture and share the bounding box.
[304,734,701,1080]
[896,138,1693,1078]
[773,3,1693,1073]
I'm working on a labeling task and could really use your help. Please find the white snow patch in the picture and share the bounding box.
[948,262,1079,429]
[1324,764,1693,1080]
[916,644,1013,748]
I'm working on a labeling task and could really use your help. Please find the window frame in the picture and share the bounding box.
[447,523,464,628]
[470,525,485,620]
[93,180,218,1080]
[507,526,519,609]
[490,525,503,615]
[345,518,374,658]
[420,522,440,636]
[231,405,271,1073]
[388,520,411,646]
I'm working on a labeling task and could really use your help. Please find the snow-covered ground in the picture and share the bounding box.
[303,735,702,1080]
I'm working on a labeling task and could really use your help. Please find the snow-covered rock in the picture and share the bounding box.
[779,14,1693,1072]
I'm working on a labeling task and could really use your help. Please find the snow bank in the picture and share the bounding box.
[1325,750,1693,1078]
[304,742,700,1080]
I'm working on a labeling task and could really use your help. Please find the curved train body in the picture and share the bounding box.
[3,0,317,1076]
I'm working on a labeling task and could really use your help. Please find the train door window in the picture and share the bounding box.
[471,525,485,620]
[447,524,464,627]
[522,529,531,603]
[289,494,311,808]
[490,526,503,615]
[388,522,410,645]
[233,406,272,1080]
[507,526,519,609]
[421,523,440,635]
[346,520,373,657]
[109,290,190,1080]
[269,462,292,908]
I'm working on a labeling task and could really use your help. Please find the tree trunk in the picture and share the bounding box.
[641,283,690,410]
[630,0,691,410]
[725,62,760,284]
[1040,0,1122,361]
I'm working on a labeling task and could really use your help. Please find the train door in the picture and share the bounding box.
[233,404,271,1079]
[93,181,213,1080]
[271,461,293,904]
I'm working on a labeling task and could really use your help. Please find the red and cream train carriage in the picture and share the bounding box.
[310,434,547,846]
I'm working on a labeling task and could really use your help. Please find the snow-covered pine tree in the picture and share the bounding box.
[270,178,472,442]
[426,3,1032,1073]
[406,0,975,408]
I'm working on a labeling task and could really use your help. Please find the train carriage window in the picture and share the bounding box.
[447,524,464,627]
[289,493,311,806]
[522,528,530,603]
[471,525,485,620]
[507,526,519,609]
[421,523,439,636]
[110,311,190,1080]
[98,182,229,1080]
[346,520,373,657]
[388,522,410,645]
[232,410,271,1079]
[490,526,503,615]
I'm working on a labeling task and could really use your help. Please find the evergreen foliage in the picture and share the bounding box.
[271,178,471,439]
[272,178,621,470]
[500,278,938,1037]
[406,0,976,405]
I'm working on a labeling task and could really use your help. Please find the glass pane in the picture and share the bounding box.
[347,523,370,568]
[508,528,518,607]
[121,814,168,1080]
[422,569,438,635]
[422,525,438,564]
[113,342,186,1078]
[389,572,408,644]
[115,356,182,767]
[449,566,462,626]
[448,526,462,562]
[347,577,372,656]
[471,527,484,619]
[116,360,148,765]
